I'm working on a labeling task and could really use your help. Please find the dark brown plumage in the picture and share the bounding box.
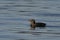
[29,19,46,30]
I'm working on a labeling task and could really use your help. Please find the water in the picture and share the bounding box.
[0,0,60,40]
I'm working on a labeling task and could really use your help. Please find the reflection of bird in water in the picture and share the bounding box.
[29,19,46,30]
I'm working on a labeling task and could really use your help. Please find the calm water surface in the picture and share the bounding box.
[0,0,60,40]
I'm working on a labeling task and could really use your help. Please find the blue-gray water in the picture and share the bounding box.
[0,0,60,40]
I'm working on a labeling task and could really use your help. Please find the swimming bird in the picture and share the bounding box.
[29,19,46,30]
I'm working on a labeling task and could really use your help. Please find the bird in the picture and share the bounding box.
[29,19,46,30]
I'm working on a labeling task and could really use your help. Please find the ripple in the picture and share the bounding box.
[19,11,33,12]
[17,14,32,16]
[47,26,60,27]
[0,35,16,38]
[5,5,37,7]
[44,20,60,22]
[17,31,47,34]
[17,31,60,35]
[0,2,15,4]
[0,13,9,14]
[57,7,60,8]
[13,5,37,7]
[51,36,60,37]
[40,14,60,17]
[41,7,50,9]
[0,7,8,10]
